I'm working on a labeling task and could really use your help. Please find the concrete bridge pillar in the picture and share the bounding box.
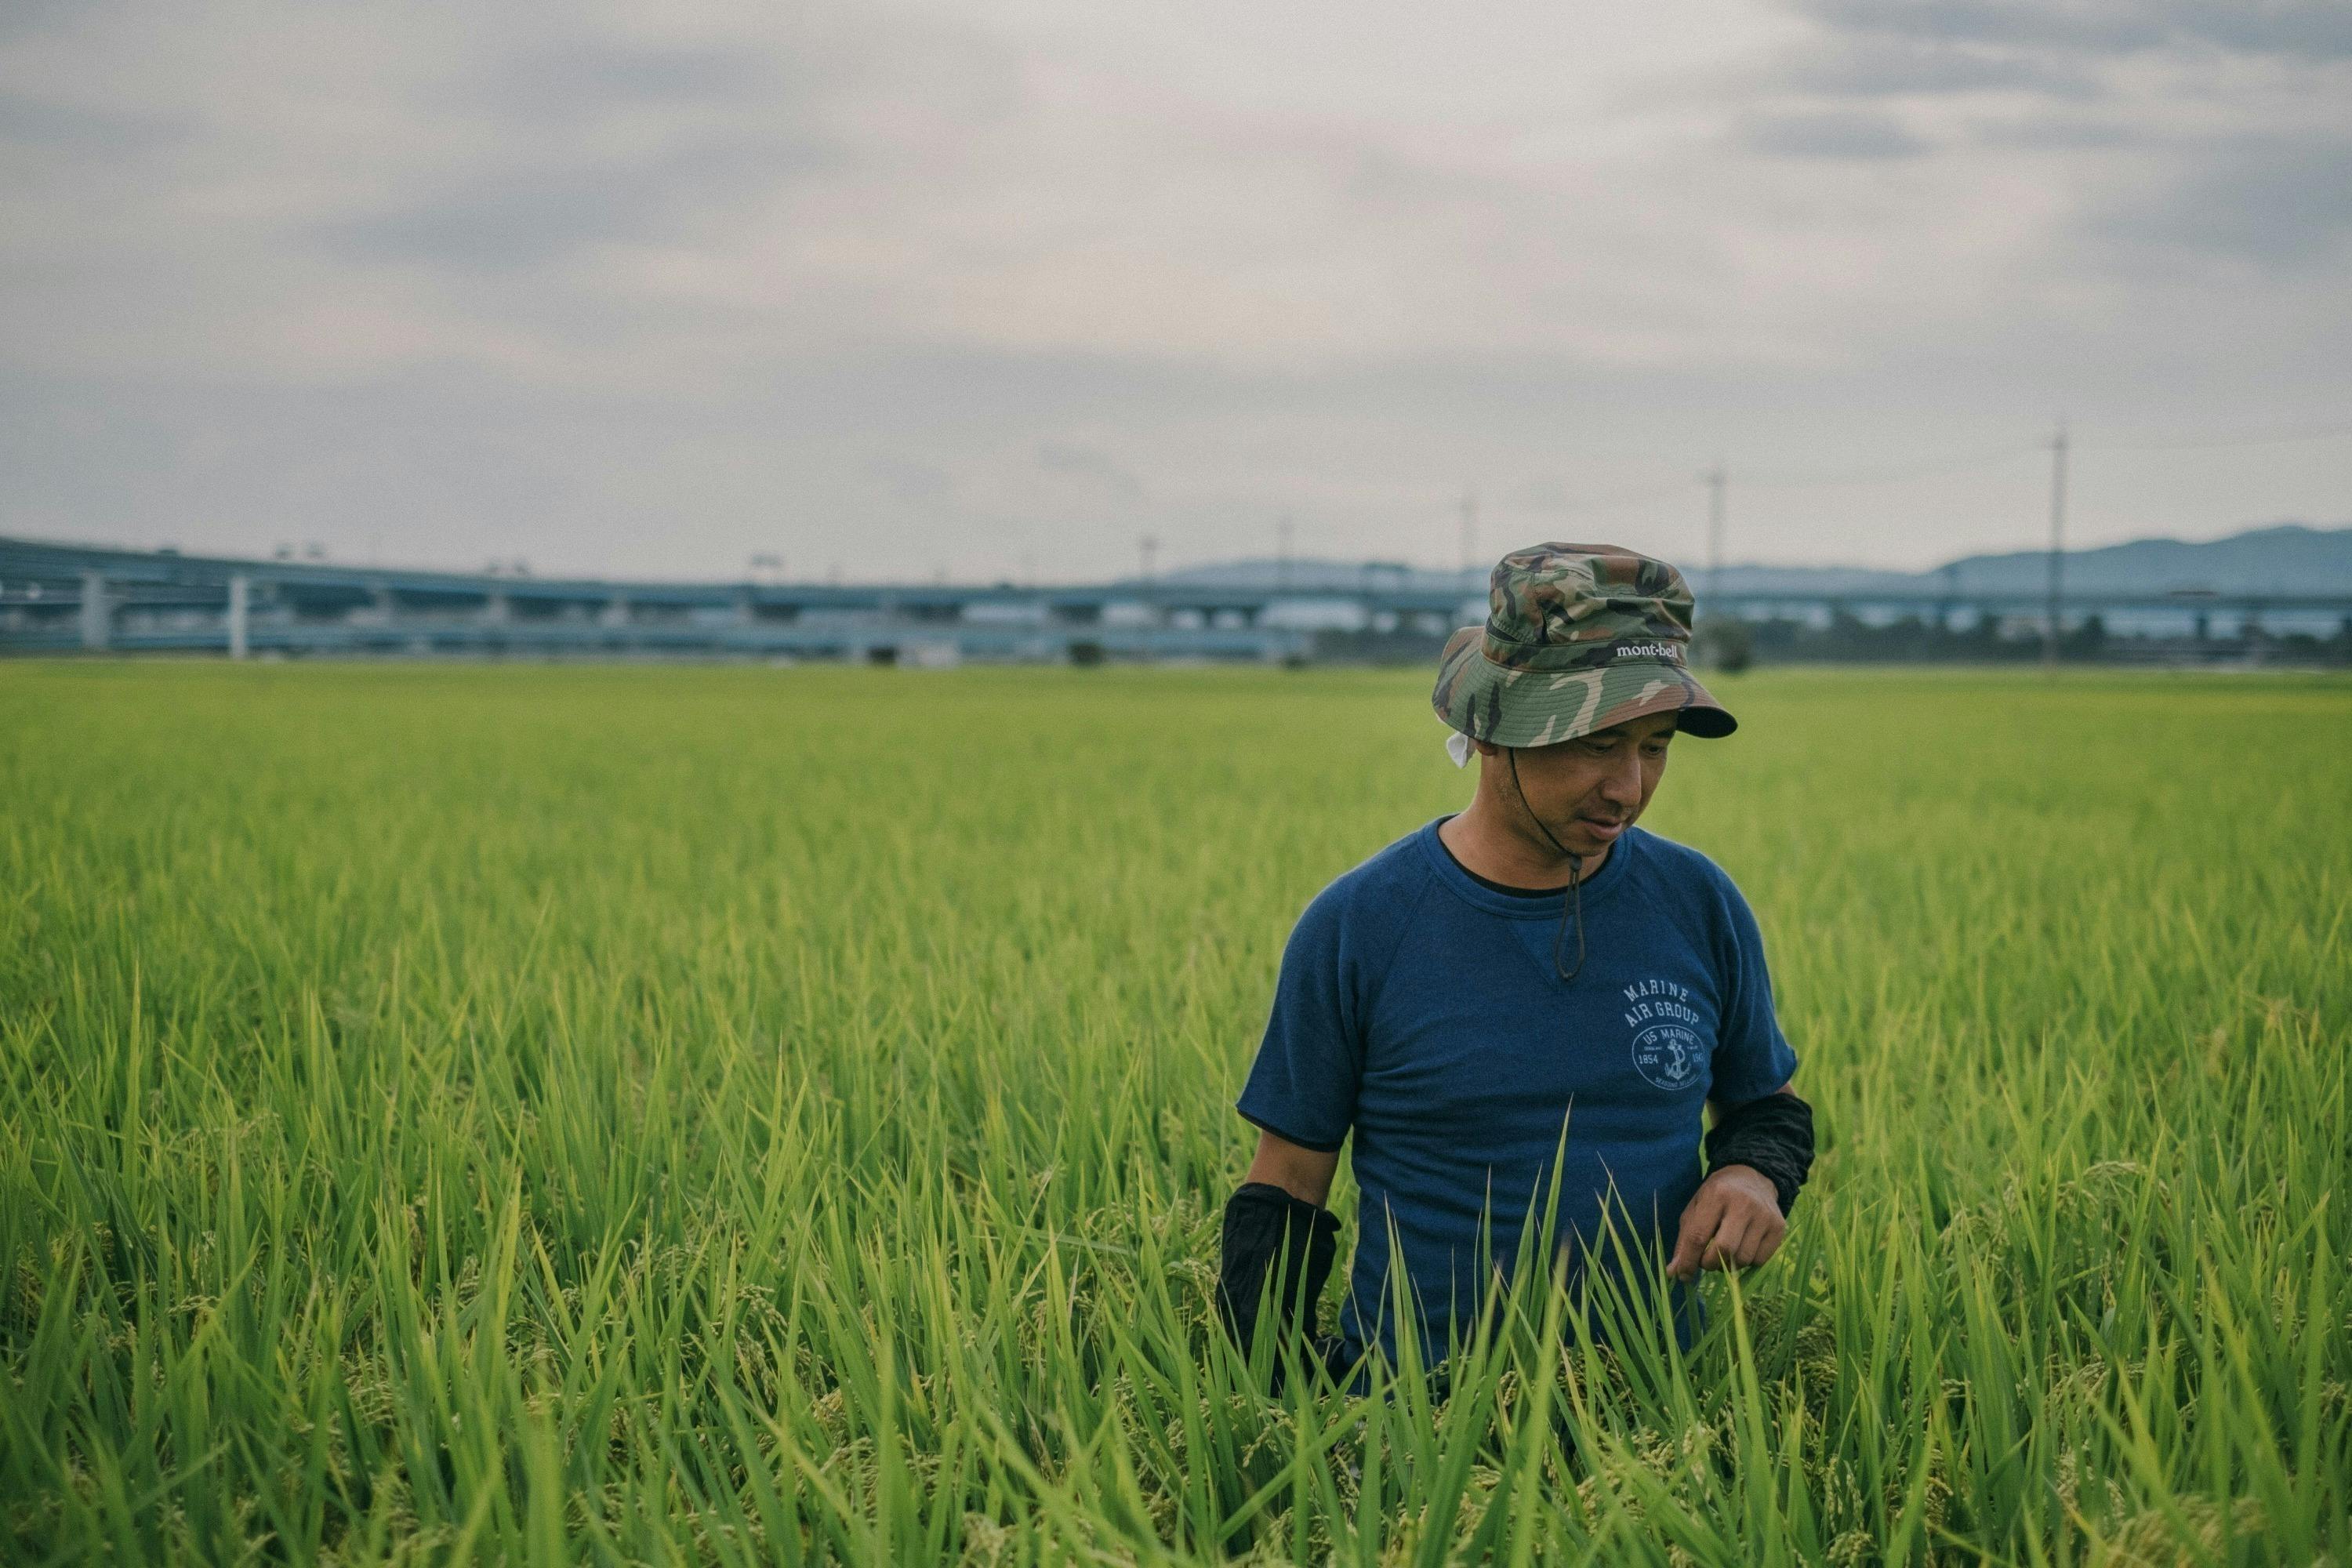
[78,571,109,650]
[227,573,250,659]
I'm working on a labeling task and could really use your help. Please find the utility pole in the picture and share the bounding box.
[1138,535,1159,583]
[1702,462,1727,608]
[1276,515,1294,590]
[2043,418,2068,669]
[1459,489,1479,577]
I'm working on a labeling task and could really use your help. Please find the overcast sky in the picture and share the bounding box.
[3,0,2348,581]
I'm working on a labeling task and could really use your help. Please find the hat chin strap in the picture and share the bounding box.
[1505,748,1588,983]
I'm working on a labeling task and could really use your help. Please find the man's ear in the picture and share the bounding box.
[1472,738,1503,760]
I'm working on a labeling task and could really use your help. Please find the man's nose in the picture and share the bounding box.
[1597,751,1643,807]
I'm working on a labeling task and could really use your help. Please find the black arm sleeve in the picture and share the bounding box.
[1704,1089,1817,1218]
[1216,1182,1345,1391]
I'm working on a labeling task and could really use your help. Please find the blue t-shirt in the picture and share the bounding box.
[1234,817,1797,1372]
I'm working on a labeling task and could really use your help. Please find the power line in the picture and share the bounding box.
[1737,438,2042,491]
[2076,416,2352,453]
[1722,413,2352,492]
[1531,478,1698,517]
[1240,408,2345,586]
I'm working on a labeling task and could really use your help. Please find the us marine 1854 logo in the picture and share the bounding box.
[1624,978,1705,1092]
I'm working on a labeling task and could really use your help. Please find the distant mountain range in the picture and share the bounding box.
[1156,522,2352,599]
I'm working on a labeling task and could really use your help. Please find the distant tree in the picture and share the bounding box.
[1694,616,1754,674]
[2062,613,2108,662]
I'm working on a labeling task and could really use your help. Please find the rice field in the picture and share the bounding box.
[2,661,2347,1566]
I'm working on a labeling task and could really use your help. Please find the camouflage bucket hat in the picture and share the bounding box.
[1432,542,1737,747]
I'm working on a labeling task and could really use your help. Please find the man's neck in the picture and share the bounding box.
[1439,798,1614,891]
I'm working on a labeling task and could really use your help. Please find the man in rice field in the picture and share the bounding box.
[1217,543,1816,1394]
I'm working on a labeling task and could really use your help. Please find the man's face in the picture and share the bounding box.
[1485,710,1679,857]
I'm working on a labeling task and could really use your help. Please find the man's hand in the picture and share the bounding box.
[1666,1164,1786,1281]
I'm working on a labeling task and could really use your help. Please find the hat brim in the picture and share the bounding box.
[1432,626,1737,746]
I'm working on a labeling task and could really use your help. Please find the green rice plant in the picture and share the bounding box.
[2,662,2346,1565]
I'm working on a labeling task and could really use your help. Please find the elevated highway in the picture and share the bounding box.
[5,534,2346,662]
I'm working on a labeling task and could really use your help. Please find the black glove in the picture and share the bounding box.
[1704,1089,1816,1218]
[1217,1181,1345,1392]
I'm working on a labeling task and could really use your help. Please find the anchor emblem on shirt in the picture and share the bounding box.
[1630,1022,1703,1093]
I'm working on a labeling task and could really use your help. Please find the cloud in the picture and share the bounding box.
[1780,38,2102,98]
[311,136,830,272]
[0,0,82,45]
[866,455,954,504]
[2101,132,2352,263]
[303,29,847,274]
[1753,0,2352,277]
[1,0,2348,581]
[0,93,187,152]
[1036,441,1143,498]
[1792,0,2352,62]
[1739,107,1931,158]
[488,41,783,122]
[1969,115,2140,151]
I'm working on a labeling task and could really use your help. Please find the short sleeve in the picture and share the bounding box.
[1709,871,1798,1105]
[1234,887,1364,1152]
